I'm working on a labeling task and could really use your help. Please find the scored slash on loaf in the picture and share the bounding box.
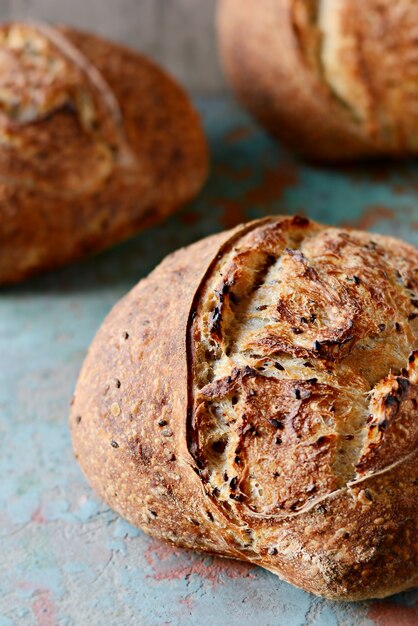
[0,21,207,284]
[71,216,418,600]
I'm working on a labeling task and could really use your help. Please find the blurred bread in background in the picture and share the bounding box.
[218,0,418,161]
[0,21,208,284]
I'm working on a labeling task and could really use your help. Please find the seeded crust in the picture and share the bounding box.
[0,21,207,284]
[218,0,418,161]
[71,216,418,600]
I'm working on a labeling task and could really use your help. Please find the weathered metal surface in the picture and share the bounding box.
[1,98,417,626]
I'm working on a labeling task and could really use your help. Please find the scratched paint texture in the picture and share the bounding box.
[1,98,418,626]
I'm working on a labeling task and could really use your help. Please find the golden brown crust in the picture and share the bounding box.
[217,0,418,161]
[0,22,208,284]
[71,216,418,600]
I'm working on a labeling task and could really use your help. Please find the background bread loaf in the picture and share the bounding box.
[218,0,418,161]
[71,216,418,600]
[0,21,208,284]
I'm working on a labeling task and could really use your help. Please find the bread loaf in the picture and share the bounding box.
[0,21,207,284]
[71,215,418,600]
[218,0,418,161]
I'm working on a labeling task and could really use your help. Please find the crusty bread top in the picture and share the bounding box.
[71,216,418,599]
[189,216,418,522]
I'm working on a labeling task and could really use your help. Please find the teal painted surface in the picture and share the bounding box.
[0,97,417,626]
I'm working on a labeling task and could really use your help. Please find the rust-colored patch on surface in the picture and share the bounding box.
[179,594,194,611]
[367,600,418,626]
[217,161,299,229]
[144,538,255,586]
[344,204,395,230]
[32,591,57,626]
[31,505,46,524]
[369,166,393,183]
[180,211,200,226]
[224,125,252,144]
[336,162,393,184]
[246,162,298,207]
[216,164,253,181]
[217,198,248,230]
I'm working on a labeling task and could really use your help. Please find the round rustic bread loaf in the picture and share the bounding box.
[0,21,207,284]
[71,215,418,600]
[218,0,418,161]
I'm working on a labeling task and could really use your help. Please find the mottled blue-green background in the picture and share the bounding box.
[1,98,417,626]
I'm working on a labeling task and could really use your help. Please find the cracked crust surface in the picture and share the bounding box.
[218,0,418,161]
[71,216,418,600]
[0,21,207,284]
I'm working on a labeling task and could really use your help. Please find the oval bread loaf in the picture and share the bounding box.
[218,0,418,161]
[0,21,208,284]
[71,215,418,600]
